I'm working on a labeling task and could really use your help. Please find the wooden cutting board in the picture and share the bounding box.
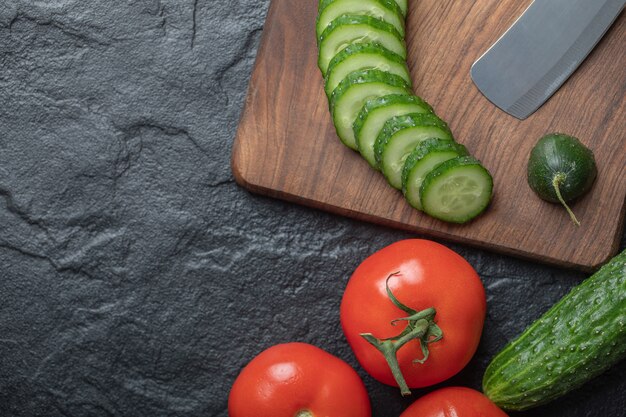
[232,0,625,271]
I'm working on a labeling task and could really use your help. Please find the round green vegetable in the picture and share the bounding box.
[527,133,597,226]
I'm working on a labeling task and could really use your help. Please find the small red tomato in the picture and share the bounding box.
[228,342,371,417]
[340,239,486,394]
[400,387,509,417]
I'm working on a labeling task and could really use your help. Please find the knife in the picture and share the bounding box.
[470,0,625,120]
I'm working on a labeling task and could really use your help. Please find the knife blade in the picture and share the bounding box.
[470,0,625,120]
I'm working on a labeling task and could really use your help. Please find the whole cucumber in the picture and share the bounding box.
[483,249,626,410]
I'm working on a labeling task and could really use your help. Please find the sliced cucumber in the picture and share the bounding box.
[420,156,493,223]
[324,43,411,97]
[394,0,408,16]
[354,94,432,169]
[402,138,469,210]
[374,113,453,189]
[330,70,410,150]
[318,15,406,76]
[317,0,405,40]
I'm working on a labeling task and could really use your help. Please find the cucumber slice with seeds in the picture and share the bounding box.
[318,15,406,76]
[330,70,410,150]
[374,113,453,189]
[420,156,493,223]
[317,0,405,40]
[324,43,411,97]
[354,94,433,169]
[402,138,469,210]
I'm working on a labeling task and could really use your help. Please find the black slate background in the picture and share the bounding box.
[0,1,624,416]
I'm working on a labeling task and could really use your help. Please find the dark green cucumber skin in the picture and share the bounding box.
[527,133,597,203]
[483,249,626,411]
[353,94,433,140]
[373,112,452,165]
[401,138,468,194]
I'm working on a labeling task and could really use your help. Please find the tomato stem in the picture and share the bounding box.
[360,273,443,396]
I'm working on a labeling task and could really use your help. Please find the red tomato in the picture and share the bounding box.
[400,387,509,417]
[340,239,486,394]
[228,342,371,417]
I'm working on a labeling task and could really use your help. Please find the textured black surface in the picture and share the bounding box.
[0,1,624,416]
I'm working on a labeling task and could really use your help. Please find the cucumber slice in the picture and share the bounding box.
[394,0,408,16]
[324,43,411,97]
[354,94,433,169]
[374,113,453,189]
[402,138,469,210]
[330,70,410,150]
[420,156,493,223]
[318,15,406,76]
[317,0,405,40]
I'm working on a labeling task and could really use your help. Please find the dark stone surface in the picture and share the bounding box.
[0,1,624,416]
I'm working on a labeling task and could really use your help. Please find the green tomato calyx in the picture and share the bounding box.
[360,272,443,396]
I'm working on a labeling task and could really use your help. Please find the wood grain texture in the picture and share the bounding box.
[232,0,626,271]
